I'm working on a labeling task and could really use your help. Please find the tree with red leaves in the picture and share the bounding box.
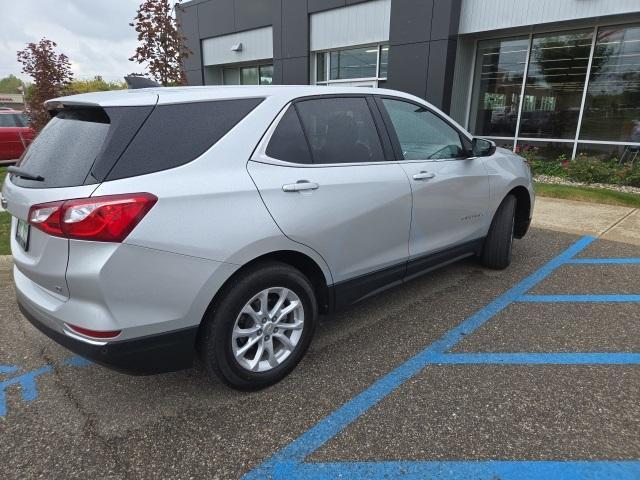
[16,39,73,132]
[129,0,192,86]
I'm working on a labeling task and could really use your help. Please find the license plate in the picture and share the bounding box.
[15,218,30,252]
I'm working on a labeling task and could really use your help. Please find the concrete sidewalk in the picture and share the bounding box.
[532,197,639,245]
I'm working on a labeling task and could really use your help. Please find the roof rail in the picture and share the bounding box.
[124,76,161,89]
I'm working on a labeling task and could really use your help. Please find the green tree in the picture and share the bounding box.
[64,76,127,95]
[0,74,23,94]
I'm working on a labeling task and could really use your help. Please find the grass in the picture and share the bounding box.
[535,182,640,208]
[0,166,6,187]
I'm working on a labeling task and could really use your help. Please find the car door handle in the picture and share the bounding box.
[412,171,436,181]
[282,181,320,192]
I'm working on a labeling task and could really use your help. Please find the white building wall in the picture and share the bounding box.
[202,27,273,66]
[310,0,391,51]
[459,0,640,34]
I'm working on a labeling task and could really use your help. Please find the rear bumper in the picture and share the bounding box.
[18,297,198,375]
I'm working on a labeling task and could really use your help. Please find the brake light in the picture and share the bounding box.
[28,193,157,242]
[66,323,121,340]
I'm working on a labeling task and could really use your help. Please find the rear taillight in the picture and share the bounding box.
[28,193,157,243]
[66,323,121,340]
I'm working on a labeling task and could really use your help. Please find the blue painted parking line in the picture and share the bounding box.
[244,235,640,479]
[271,460,640,480]
[519,294,640,302]
[568,258,640,264]
[0,356,91,417]
[432,352,640,365]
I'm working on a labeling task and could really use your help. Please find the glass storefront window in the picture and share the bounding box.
[241,66,259,85]
[576,143,640,164]
[516,140,574,162]
[316,52,326,82]
[330,46,379,80]
[223,67,240,85]
[379,46,389,78]
[470,37,529,137]
[259,65,273,85]
[519,30,592,139]
[579,24,640,143]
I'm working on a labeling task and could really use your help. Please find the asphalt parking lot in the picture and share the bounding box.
[1,227,639,479]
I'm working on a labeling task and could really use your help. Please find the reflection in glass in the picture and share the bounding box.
[576,143,640,164]
[580,24,640,143]
[516,140,574,162]
[330,47,378,80]
[470,37,528,137]
[519,30,592,139]
[259,65,273,85]
[379,46,389,78]
[241,67,259,85]
[223,67,240,85]
[316,52,326,82]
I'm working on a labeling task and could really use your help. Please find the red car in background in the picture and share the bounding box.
[0,109,35,161]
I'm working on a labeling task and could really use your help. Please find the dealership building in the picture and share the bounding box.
[178,0,640,161]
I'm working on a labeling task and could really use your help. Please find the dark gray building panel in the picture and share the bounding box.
[185,69,204,86]
[431,0,461,40]
[308,0,346,13]
[177,4,202,72]
[385,42,430,99]
[389,0,433,45]
[196,0,235,38]
[280,0,309,59]
[425,39,457,111]
[234,0,276,31]
[280,56,310,85]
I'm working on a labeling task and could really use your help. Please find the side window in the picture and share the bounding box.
[265,106,312,164]
[295,97,385,164]
[382,98,466,160]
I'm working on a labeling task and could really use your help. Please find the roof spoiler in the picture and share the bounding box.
[124,76,161,89]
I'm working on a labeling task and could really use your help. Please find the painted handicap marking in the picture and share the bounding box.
[0,365,20,376]
[244,236,640,479]
[0,357,92,417]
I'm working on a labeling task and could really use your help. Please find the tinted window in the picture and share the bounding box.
[0,113,27,127]
[107,98,263,181]
[266,106,312,164]
[295,97,384,164]
[382,99,466,160]
[12,109,110,188]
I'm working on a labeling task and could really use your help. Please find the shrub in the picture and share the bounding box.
[566,156,619,184]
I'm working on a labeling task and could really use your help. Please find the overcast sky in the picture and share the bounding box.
[1,0,143,82]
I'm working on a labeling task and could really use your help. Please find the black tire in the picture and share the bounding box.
[480,194,517,270]
[198,261,317,390]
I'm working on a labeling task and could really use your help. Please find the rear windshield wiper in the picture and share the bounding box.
[7,166,45,182]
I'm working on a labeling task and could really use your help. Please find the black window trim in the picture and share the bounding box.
[374,95,474,162]
[259,93,398,167]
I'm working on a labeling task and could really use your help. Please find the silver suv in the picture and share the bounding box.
[2,86,534,389]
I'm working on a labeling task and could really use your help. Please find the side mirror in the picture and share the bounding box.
[472,138,497,157]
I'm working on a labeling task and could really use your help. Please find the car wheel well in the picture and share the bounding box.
[201,250,331,325]
[507,186,531,238]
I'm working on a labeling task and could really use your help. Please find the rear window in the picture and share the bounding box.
[0,113,27,128]
[12,109,111,189]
